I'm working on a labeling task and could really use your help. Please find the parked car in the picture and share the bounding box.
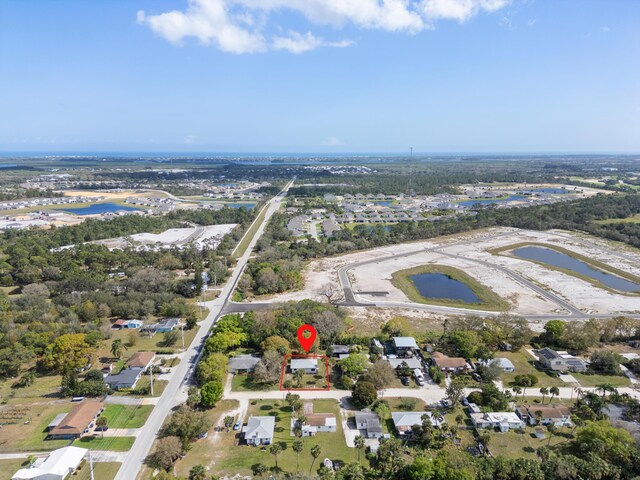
[233,421,242,431]
[401,376,410,386]
[440,399,451,408]
[198,431,208,439]
[461,397,469,406]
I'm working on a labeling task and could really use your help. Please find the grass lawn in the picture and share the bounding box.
[282,361,330,390]
[102,327,199,359]
[0,403,72,452]
[211,399,361,476]
[571,372,630,388]
[484,426,571,459]
[596,214,640,224]
[497,350,565,388]
[383,397,427,411]
[391,264,509,311]
[101,404,153,428]
[0,459,30,480]
[73,436,135,451]
[231,373,275,392]
[74,461,121,480]
[113,378,168,397]
[173,399,239,477]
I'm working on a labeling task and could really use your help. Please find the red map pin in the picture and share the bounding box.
[297,324,317,353]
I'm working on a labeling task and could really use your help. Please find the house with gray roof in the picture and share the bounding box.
[290,358,318,374]
[393,337,419,356]
[355,409,383,438]
[228,355,260,373]
[242,416,275,446]
[104,368,142,391]
[391,411,445,437]
[537,348,587,373]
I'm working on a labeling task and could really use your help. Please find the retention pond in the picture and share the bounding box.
[409,273,480,303]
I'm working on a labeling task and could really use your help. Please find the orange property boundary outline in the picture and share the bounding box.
[279,353,331,391]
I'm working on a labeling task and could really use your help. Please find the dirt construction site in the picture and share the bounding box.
[264,227,640,320]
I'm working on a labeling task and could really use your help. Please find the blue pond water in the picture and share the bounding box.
[409,273,480,303]
[459,195,525,207]
[373,201,392,207]
[513,246,640,293]
[64,203,141,215]
[226,203,255,210]
[524,188,571,194]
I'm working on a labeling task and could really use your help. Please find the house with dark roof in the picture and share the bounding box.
[536,348,587,373]
[431,352,471,373]
[330,345,350,357]
[104,368,143,391]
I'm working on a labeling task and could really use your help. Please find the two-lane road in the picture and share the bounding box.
[115,180,293,480]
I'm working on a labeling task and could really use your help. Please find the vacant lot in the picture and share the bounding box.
[0,403,71,452]
[101,404,153,428]
[73,436,135,451]
[0,459,29,480]
[75,462,121,480]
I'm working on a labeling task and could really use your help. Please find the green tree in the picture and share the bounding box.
[445,379,465,406]
[549,386,560,403]
[338,354,369,378]
[354,435,365,462]
[200,380,223,407]
[110,338,126,359]
[42,333,93,373]
[188,464,207,480]
[540,387,549,404]
[351,381,377,408]
[310,444,321,474]
[196,352,228,385]
[146,436,182,471]
[270,443,282,469]
[293,438,304,470]
[96,416,108,438]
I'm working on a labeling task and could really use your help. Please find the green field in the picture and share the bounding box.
[596,214,640,224]
[391,264,509,311]
[101,404,153,428]
[496,350,565,388]
[231,373,274,392]
[75,462,121,480]
[232,202,268,258]
[490,242,640,296]
[73,436,135,451]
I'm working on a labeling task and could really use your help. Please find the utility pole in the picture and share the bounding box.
[149,364,154,396]
[181,323,185,351]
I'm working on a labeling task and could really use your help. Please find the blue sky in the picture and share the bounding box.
[0,0,638,154]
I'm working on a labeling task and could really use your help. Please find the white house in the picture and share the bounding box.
[470,412,524,432]
[481,358,515,372]
[242,416,275,446]
[12,446,87,480]
[290,358,318,374]
[293,414,337,436]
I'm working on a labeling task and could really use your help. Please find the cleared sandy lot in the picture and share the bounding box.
[266,228,640,317]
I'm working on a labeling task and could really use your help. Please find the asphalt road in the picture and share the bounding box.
[114,180,293,480]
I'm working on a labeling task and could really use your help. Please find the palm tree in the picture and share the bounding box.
[269,443,282,470]
[479,433,491,455]
[534,410,543,426]
[96,416,108,438]
[292,439,304,470]
[110,338,126,359]
[540,387,549,404]
[354,435,365,462]
[549,386,560,404]
[512,386,522,399]
[309,444,321,474]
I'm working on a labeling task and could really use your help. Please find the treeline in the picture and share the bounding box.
[0,205,256,250]
[0,188,63,201]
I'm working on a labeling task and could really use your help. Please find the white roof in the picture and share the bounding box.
[482,358,515,370]
[388,357,422,369]
[242,416,275,439]
[291,358,318,369]
[12,446,87,479]
[392,411,444,428]
[393,337,418,349]
[470,412,523,425]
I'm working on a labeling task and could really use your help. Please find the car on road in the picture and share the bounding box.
[233,420,242,431]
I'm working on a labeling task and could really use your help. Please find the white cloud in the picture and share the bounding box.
[323,135,344,146]
[599,26,610,33]
[273,31,354,53]
[421,0,510,23]
[138,0,510,54]
[184,134,197,144]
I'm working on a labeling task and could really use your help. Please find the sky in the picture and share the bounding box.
[0,0,639,154]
